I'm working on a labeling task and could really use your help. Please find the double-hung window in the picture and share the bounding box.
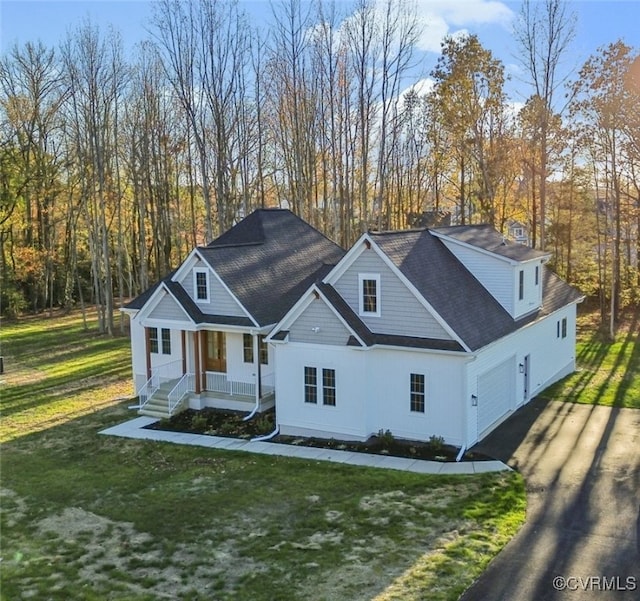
[410,373,425,413]
[322,368,336,406]
[149,327,159,354]
[518,270,524,301]
[304,367,336,406]
[259,336,269,365]
[161,328,171,354]
[304,367,317,403]
[194,268,209,302]
[243,334,253,363]
[243,334,268,364]
[149,327,170,354]
[557,317,567,339]
[359,273,381,316]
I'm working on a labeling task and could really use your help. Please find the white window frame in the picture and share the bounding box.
[358,273,381,317]
[193,267,210,303]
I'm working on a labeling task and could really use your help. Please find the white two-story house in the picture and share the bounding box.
[123,209,583,448]
[267,224,584,448]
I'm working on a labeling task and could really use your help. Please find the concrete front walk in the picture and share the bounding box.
[99,416,509,475]
[461,398,640,601]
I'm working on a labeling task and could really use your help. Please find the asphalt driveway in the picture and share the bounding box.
[461,398,640,601]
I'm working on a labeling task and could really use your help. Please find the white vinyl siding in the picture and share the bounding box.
[514,261,543,318]
[333,250,452,339]
[288,298,352,346]
[438,240,515,315]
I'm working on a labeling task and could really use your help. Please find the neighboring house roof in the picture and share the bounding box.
[369,229,582,351]
[432,224,548,262]
[125,209,345,327]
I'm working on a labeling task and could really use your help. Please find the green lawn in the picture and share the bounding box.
[0,311,526,601]
[544,307,640,408]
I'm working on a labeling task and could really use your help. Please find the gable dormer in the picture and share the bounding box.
[324,235,459,343]
[172,251,251,319]
[431,225,550,320]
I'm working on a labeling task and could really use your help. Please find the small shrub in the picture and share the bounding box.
[190,413,208,432]
[428,434,445,452]
[253,412,273,433]
[218,418,241,435]
[377,428,395,449]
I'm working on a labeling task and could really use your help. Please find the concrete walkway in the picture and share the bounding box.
[99,416,509,475]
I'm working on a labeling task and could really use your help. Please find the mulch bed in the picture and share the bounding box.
[146,408,493,462]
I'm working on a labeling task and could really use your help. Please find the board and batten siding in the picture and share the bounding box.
[288,298,351,346]
[438,241,515,316]
[333,249,452,339]
[179,259,247,317]
[147,292,189,322]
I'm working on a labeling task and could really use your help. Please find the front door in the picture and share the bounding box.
[205,331,226,373]
[523,354,530,402]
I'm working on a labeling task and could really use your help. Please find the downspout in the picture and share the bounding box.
[456,445,467,463]
[251,425,279,442]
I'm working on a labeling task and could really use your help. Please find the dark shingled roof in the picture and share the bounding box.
[433,224,549,262]
[199,209,344,326]
[124,271,175,310]
[370,229,583,351]
[125,209,345,327]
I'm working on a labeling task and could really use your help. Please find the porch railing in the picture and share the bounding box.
[138,373,160,409]
[168,373,195,415]
[205,372,275,399]
[137,360,185,410]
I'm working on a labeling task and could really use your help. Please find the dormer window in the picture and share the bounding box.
[358,273,381,316]
[194,268,209,302]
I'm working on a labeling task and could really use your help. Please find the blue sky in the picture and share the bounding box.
[1,0,638,103]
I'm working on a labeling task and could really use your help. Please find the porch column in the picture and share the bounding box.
[199,330,207,392]
[193,331,201,394]
[181,331,186,375]
[253,334,262,403]
[144,327,152,380]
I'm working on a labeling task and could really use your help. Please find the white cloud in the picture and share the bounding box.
[399,77,436,100]
[414,0,514,53]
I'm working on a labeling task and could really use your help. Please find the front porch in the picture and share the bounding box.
[137,326,276,419]
[138,368,275,419]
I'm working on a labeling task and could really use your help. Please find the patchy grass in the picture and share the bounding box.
[544,306,640,408]
[0,310,526,601]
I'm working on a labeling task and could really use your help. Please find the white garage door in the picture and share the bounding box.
[478,358,514,436]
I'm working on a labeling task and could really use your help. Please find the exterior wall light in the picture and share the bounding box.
[471,394,478,406]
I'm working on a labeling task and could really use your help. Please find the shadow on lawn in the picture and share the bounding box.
[553,306,639,407]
